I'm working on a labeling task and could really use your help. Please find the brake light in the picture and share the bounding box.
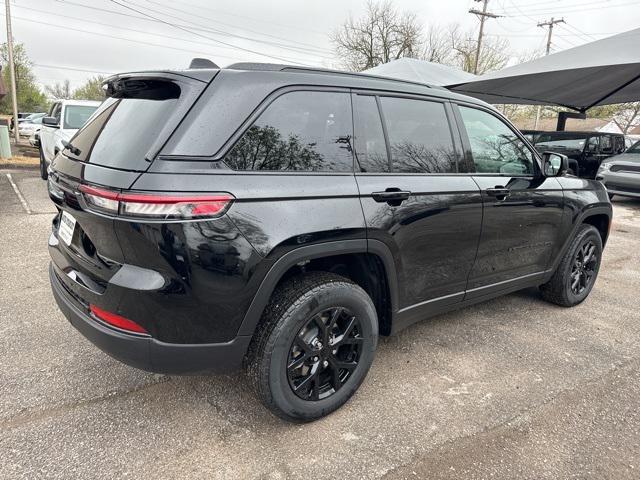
[79,185,233,219]
[90,304,148,334]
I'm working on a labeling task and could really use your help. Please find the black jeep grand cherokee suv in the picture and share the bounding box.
[48,63,611,422]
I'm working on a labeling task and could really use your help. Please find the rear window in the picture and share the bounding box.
[63,105,98,129]
[65,78,190,171]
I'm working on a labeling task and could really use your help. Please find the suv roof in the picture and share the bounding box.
[107,62,488,107]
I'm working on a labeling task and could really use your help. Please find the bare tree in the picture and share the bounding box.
[611,102,640,134]
[418,23,510,75]
[332,1,422,71]
[422,24,458,65]
[45,79,72,100]
[451,30,509,75]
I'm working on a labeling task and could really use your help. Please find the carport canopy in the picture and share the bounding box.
[447,28,640,112]
[364,58,477,87]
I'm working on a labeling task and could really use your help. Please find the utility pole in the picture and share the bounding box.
[469,0,501,74]
[4,0,20,144]
[533,17,564,129]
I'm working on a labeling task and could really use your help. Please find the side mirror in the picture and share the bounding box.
[542,151,568,177]
[42,116,59,127]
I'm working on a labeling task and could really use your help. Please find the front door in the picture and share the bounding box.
[352,93,483,329]
[454,104,565,299]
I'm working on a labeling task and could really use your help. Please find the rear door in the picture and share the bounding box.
[352,92,483,329]
[453,103,565,299]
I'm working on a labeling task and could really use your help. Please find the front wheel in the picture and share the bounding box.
[540,224,602,307]
[246,272,378,422]
[39,146,48,180]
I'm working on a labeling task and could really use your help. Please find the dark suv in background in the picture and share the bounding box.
[48,63,611,422]
[522,130,627,178]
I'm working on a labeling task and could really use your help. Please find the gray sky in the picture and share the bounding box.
[4,0,640,90]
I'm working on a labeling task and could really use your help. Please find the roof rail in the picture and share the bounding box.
[225,62,435,89]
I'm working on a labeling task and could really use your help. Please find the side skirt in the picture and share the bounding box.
[391,270,551,335]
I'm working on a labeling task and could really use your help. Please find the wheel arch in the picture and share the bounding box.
[548,205,612,277]
[237,239,399,338]
[582,212,610,246]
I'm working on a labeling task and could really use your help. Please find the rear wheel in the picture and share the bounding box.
[246,272,378,422]
[540,224,602,307]
[39,146,48,180]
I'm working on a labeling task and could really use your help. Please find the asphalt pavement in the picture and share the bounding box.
[1,169,639,479]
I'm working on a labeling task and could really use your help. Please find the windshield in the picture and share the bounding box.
[63,105,99,129]
[627,140,640,154]
[532,133,589,150]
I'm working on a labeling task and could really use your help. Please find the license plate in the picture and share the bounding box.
[58,211,76,246]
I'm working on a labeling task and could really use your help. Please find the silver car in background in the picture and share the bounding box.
[597,140,640,199]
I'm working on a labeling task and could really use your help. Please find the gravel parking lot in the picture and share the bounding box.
[2,169,639,479]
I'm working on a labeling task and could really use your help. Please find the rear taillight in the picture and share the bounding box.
[79,185,233,220]
[90,304,148,334]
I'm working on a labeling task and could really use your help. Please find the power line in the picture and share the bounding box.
[12,3,331,62]
[1,13,239,60]
[33,64,116,75]
[141,0,333,54]
[469,0,503,74]
[561,22,598,41]
[107,0,310,65]
[39,0,330,62]
[149,0,328,37]
[122,0,333,58]
[497,0,640,17]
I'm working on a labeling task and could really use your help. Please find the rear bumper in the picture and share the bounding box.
[50,263,251,374]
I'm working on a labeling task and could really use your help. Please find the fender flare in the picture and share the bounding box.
[237,239,399,337]
[548,204,612,276]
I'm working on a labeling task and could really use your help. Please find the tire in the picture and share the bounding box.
[246,271,378,422]
[540,224,602,307]
[39,145,48,180]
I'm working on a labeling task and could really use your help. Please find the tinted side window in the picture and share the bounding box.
[225,91,353,172]
[380,97,457,173]
[459,106,534,175]
[353,95,389,172]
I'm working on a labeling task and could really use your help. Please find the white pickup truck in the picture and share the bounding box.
[39,99,101,179]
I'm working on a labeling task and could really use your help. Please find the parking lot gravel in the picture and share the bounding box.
[1,169,639,479]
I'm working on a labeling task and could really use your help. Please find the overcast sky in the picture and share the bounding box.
[3,0,639,90]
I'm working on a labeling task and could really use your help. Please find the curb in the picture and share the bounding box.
[0,162,39,170]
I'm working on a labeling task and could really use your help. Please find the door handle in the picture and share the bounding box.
[371,189,411,205]
[486,187,510,200]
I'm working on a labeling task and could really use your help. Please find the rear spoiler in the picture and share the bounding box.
[103,69,218,98]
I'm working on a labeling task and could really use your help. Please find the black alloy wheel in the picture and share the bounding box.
[247,272,378,422]
[540,224,602,307]
[287,307,363,401]
[570,240,598,295]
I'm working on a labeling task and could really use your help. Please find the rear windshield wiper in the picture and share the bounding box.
[61,140,81,157]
